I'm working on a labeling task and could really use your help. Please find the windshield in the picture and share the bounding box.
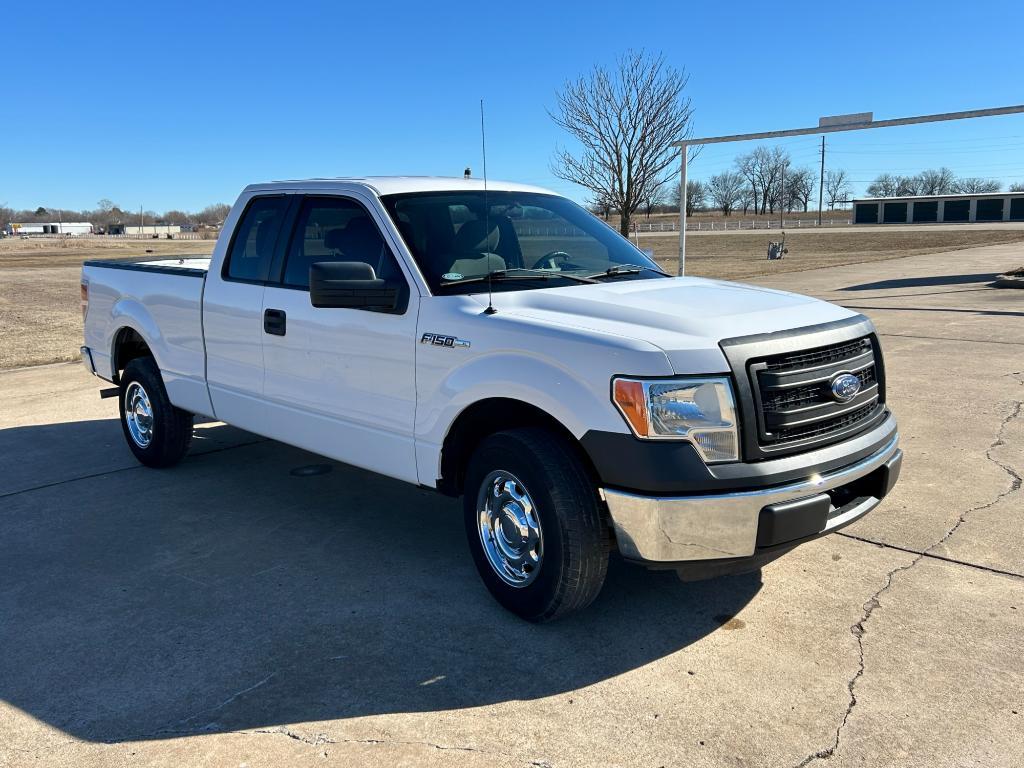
[379,191,668,295]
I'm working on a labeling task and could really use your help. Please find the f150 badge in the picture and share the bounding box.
[421,332,471,349]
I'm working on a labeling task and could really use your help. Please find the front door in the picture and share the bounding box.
[259,193,420,484]
[203,194,291,431]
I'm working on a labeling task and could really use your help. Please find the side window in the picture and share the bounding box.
[224,196,289,282]
[283,196,404,289]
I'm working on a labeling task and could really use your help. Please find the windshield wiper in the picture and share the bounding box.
[441,268,598,287]
[583,264,671,280]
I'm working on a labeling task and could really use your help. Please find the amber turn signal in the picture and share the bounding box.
[612,378,649,437]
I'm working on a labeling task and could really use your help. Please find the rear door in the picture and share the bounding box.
[202,194,293,431]
[259,193,421,483]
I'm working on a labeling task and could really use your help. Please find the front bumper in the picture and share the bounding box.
[602,433,901,564]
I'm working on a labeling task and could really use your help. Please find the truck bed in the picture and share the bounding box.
[82,256,214,417]
[81,256,211,276]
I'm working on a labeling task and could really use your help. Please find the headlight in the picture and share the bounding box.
[612,377,739,462]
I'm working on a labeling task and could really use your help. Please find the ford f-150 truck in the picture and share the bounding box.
[81,177,902,621]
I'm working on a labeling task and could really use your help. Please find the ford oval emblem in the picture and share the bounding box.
[830,372,862,403]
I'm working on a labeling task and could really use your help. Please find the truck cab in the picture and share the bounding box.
[81,177,901,621]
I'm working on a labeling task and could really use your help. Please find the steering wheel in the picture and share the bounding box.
[532,251,573,270]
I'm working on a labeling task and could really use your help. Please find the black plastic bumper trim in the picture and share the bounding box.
[580,413,897,496]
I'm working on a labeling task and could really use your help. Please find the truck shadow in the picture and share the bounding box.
[0,418,761,744]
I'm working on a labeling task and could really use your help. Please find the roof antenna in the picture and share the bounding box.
[480,99,496,315]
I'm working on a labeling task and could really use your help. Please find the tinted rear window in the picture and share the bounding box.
[224,196,289,282]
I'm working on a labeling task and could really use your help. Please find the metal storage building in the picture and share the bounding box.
[11,222,93,235]
[852,192,1024,225]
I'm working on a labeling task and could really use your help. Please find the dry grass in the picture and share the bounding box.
[641,228,1024,281]
[0,238,214,369]
[2,229,1022,370]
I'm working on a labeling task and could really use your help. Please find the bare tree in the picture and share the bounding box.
[953,177,1001,193]
[196,203,231,225]
[163,209,193,224]
[550,50,695,237]
[685,179,706,216]
[736,146,790,214]
[824,169,852,209]
[707,172,744,216]
[916,168,957,196]
[740,187,755,215]
[1010,182,1024,192]
[786,168,815,212]
[642,185,670,218]
[896,175,922,196]
[735,153,759,215]
[865,173,900,197]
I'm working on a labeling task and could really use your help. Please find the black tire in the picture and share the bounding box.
[463,428,609,622]
[118,357,193,468]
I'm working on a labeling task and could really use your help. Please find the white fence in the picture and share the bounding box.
[635,218,852,233]
[11,232,215,241]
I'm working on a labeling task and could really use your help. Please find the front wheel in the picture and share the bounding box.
[463,428,609,622]
[118,357,193,468]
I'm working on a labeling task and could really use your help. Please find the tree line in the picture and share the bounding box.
[863,169,1018,197]
[0,199,231,228]
[682,147,854,218]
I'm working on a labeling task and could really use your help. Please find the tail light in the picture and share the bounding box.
[80,279,89,321]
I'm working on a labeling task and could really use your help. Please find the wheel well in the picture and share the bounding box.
[437,398,599,497]
[111,328,152,381]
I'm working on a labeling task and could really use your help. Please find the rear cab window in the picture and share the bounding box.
[223,196,290,282]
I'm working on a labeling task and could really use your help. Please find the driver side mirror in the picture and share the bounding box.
[309,261,399,311]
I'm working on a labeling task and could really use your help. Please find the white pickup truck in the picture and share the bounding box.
[81,177,901,621]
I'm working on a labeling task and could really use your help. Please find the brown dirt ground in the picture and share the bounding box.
[2,230,1022,369]
[0,238,214,369]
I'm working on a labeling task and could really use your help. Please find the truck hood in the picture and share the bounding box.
[478,276,859,374]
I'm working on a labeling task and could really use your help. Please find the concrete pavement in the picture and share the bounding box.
[1,243,1022,767]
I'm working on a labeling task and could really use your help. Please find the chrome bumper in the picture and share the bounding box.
[602,434,901,563]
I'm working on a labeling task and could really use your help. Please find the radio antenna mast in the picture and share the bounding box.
[480,99,496,315]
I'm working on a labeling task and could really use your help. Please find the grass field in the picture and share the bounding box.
[642,228,1024,281]
[2,228,1022,369]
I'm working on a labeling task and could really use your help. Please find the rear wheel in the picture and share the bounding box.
[463,428,609,622]
[118,357,193,468]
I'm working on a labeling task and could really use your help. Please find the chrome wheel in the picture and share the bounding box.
[124,381,154,448]
[476,470,543,587]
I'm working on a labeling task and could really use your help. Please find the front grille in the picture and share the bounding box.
[761,366,876,413]
[764,337,871,372]
[770,402,878,444]
[751,335,885,452]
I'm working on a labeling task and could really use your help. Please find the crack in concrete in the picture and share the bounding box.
[876,332,1024,347]
[0,437,267,500]
[242,726,534,762]
[925,400,1022,558]
[837,531,1023,580]
[794,397,1023,767]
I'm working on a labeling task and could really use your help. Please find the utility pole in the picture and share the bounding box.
[817,136,825,226]
[140,205,144,235]
[677,145,688,276]
[779,162,786,229]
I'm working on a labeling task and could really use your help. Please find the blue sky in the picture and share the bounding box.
[2,0,1023,212]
